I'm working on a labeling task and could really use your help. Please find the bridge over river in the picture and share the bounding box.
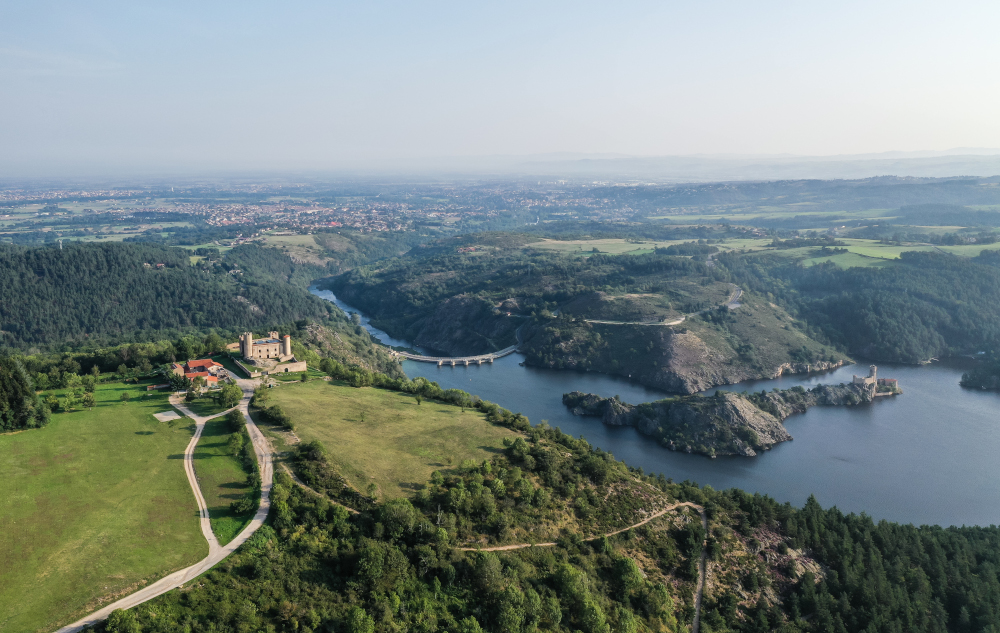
[392,344,518,366]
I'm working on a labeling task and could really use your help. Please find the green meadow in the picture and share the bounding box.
[192,416,255,545]
[0,382,205,632]
[268,380,520,499]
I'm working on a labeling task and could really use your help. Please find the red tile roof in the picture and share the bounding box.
[187,359,222,370]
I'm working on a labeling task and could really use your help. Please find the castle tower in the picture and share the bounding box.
[239,332,253,358]
[869,365,877,380]
[268,331,279,340]
[282,335,292,357]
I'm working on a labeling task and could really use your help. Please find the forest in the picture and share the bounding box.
[718,250,1000,363]
[0,242,335,350]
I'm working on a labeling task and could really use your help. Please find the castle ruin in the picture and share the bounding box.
[853,365,878,386]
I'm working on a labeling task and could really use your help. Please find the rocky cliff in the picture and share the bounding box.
[563,381,883,458]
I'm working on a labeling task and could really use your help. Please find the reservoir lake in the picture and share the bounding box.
[312,287,1000,527]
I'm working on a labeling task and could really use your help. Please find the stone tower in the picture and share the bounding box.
[282,334,292,357]
[239,332,254,358]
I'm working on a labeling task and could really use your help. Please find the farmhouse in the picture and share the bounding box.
[171,358,224,384]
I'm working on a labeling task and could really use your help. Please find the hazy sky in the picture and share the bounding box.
[2,1,999,174]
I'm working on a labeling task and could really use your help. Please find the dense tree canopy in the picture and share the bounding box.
[0,242,334,350]
[718,250,1000,363]
[0,355,49,431]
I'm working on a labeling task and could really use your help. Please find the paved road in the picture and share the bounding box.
[56,377,272,633]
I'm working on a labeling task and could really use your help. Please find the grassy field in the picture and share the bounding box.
[268,381,521,499]
[838,239,936,259]
[526,238,690,255]
[262,233,329,265]
[646,208,897,222]
[801,251,893,268]
[192,416,255,545]
[934,242,1000,256]
[0,382,205,632]
[183,395,234,418]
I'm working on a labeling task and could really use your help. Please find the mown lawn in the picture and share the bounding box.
[183,395,234,418]
[268,380,520,499]
[0,382,205,632]
[193,416,255,545]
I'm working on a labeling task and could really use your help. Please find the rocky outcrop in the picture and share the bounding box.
[751,382,877,420]
[564,381,888,458]
[564,390,791,457]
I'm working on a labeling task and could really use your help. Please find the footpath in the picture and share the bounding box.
[456,500,709,633]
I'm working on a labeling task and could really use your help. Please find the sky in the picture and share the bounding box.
[2,1,1000,176]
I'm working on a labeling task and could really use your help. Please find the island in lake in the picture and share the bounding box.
[564,365,901,458]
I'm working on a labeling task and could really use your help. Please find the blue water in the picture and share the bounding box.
[311,287,1000,527]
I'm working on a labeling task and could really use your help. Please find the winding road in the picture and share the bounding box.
[55,376,272,633]
[456,501,709,632]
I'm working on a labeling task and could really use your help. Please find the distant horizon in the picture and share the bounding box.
[6,147,1000,185]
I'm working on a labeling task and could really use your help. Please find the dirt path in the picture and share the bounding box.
[583,285,742,326]
[457,501,708,631]
[279,462,361,515]
[56,377,273,633]
[691,504,709,633]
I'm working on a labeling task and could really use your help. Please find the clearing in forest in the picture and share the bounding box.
[0,382,205,633]
[267,380,520,499]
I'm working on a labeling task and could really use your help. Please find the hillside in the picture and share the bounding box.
[325,234,844,390]
[521,291,846,394]
[78,370,1000,633]
[721,249,1000,363]
[0,242,336,350]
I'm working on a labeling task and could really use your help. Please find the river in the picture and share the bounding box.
[312,286,1000,527]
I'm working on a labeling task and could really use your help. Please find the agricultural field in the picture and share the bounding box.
[267,380,521,499]
[934,242,1000,256]
[261,233,328,265]
[0,382,205,632]
[801,251,893,268]
[837,238,936,259]
[646,207,896,223]
[192,416,255,545]
[526,237,690,255]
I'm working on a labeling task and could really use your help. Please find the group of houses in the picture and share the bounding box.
[170,358,225,385]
